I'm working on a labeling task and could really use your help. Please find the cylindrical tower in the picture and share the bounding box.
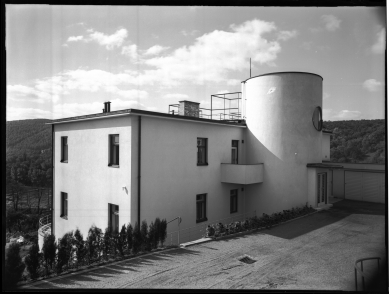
[243,72,323,213]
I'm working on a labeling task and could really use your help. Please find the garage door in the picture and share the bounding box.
[345,171,385,204]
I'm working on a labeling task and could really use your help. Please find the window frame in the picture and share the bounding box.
[197,138,208,166]
[108,134,120,167]
[230,189,238,213]
[60,192,68,219]
[108,203,119,233]
[61,136,68,163]
[196,194,207,223]
[231,140,239,164]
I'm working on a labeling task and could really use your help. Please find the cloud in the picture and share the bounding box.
[7,107,53,121]
[7,84,54,103]
[216,90,230,94]
[181,30,199,37]
[67,28,128,50]
[121,44,139,61]
[277,30,298,41]
[321,15,341,31]
[332,110,361,120]
[143,19,283,86]
[162,93,189,100]
[363,79,381,92]
[143,45,170,56]
[67,35,84,42]
[371,28,385,54]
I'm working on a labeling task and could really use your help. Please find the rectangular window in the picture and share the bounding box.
[196,194,207,223]
[108,203,119,233]
[197,138,208,165]
[230,189,238,213]
[109,135,119,166]
[61,192,68,219]
[61,137,68,162]
[231,140,239,164]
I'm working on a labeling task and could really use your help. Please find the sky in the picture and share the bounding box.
[6,5,386,121]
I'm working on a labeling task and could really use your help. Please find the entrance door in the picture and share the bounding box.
[317,173,327,206]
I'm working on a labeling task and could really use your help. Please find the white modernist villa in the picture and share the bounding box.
[39,71,385,248]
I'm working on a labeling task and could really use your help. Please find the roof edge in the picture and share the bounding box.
[241,71,323,84]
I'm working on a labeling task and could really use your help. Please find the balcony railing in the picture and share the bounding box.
[221,163,264,185]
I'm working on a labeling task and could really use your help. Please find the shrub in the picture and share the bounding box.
[117,225,126,256]
[42,234,56,272]
[140,220,149,252]
[148,221,157,250]
[126,223,133,253]
[154,218,161,247]
[103,228,112,260]
[111,230,119,257]
[132,222,141,254]
[5,242,26,288]
[25,242,41,279]
[87,226,103,263]
[57,231,74,274]
[206,225,215,237]
[73,229,86,267]
[159,219,167,246]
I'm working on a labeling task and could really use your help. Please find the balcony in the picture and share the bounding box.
[38,213,51,251]
[221,163,263,185]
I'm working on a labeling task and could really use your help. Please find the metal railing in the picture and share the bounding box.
[354,257,381,291]
[166,211,256,246]
[38,213,52,236]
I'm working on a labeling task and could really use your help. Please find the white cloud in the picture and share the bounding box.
[216,90,230,94]
[7,107,53,121]
[7,84,54,103]
[67,28,128,50]
[143,19,283,86]
[162,93,189,100]
[67,35,84,42]
[321,15,341,31]
[363,79,381,92]
[372,28,385,54]
[181,30,199,37]
[143,45,170,56]
[121,44,138,61]
[334,110,361,120]
[277,30,298,41]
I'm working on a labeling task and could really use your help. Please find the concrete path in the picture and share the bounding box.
[22,200,386,290]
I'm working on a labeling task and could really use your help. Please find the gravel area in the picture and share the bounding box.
[22,200,386,290]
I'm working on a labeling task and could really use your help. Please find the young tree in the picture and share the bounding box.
[132,222,141,254]
[154,218,161,248]
[117,225,126,256]
[42,234,56,273]
[5,243,26,288]
[57,231,74,273]
[148,221,157,250]
[103,228,112,260]
[126,223,133,254]
[73,229,85,267]
[160,219,167,247]
[25,243,41,279]
[140,220,149,252]
[87,226,102,263]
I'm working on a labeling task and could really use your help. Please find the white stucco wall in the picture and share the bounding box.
[54,116,132,239]
[137,116,246,241]
[244,72,323,214]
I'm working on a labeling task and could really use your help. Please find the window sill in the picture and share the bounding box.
[108,164,120,168]
[60,160,68,163]
[60,215,68,220]
[196,217,208,223]
[197,163,208,166]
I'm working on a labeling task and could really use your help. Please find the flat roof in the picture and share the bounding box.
[46,108,247,127]
[242,71,323,83]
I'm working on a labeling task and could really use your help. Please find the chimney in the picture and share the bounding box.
[103,101,111,113]
[178,100,200,118]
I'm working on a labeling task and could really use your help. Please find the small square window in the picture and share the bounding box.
[197,138,208,165]
[230,189,238,213]
[61,137,68,162]
[196,194,207,223]
[61,192,68,219]
[109,135,119,167]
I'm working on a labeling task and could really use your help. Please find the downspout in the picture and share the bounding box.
[51,124,54,235]
[138,116,141,230]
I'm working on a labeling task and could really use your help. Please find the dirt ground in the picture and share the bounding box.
[21,200,386,291]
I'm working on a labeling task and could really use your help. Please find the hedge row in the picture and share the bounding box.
[5,218,167,288]
[205,204,315,238]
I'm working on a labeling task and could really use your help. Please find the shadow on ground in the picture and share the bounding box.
[260,199,385,240]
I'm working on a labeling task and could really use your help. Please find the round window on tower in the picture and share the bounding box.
[312,106,323,131]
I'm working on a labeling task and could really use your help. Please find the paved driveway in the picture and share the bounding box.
[23,200,386,290]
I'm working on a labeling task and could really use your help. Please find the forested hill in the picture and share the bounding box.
[6,119,52,190]
[323,119,385,164]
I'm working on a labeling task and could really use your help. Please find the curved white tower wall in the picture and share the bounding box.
[244,72,323,214]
